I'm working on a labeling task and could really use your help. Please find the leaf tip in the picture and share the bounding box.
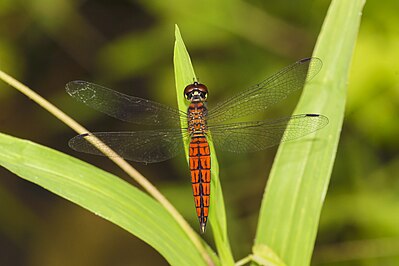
[175,24,181,39]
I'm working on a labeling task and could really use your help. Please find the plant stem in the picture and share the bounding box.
[235,255,252,266]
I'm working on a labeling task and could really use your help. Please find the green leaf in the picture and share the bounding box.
[173,25,234,265]
[254,0,366,265]
[0,132,207,266]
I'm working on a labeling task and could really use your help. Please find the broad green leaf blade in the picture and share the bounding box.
[0,132,207,266]
[173,25,234,265]
[254,0,366,265]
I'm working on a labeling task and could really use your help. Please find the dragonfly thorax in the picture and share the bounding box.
[187,101,208,135]
[184,82,208,102]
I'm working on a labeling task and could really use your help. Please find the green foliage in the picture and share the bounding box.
[174,25,234,265]
[0,132,208,265]
[255,0,366,265]
[3,0,399,265]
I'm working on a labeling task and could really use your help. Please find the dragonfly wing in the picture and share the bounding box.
[66,81,186,127]
[208,114,328,153]
[68,129,189,163]
[207,58,322,125]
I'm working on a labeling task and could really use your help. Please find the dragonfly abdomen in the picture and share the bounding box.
[189,135,210,234]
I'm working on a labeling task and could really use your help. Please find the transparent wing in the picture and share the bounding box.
[208,114,328,153]
[68,129,189,163]
[66,81,186,127]
[207,58,322,125]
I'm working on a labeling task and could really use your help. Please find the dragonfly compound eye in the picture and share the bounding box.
[184,82,208,101]
[185,92,193,100]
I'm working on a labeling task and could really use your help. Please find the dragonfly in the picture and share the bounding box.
[66,57,328,234]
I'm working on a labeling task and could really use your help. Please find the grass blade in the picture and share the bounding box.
[174,25,234,265]
[254,0,366,265]
[0,132,209,265]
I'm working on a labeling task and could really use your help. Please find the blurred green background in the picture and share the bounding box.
[0,0,398,265]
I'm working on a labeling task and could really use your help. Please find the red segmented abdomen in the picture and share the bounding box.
[189,135,211,233]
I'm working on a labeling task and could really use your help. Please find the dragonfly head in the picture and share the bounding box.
[184,82,208,102]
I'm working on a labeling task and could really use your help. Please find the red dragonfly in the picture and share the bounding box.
[66,58,328,233]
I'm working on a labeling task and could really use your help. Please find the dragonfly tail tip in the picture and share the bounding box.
[200,222,207,234]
